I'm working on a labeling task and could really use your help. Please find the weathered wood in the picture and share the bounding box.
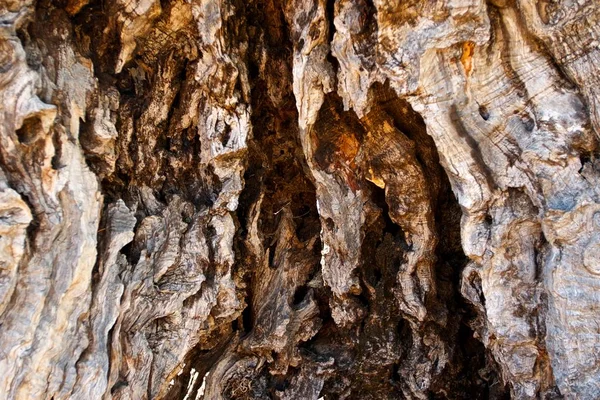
[1,0,600,398]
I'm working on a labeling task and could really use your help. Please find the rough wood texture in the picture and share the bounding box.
[1,0,599,398]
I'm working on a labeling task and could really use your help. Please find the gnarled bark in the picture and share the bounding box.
[1,0,599,398]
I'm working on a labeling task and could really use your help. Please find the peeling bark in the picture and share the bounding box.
[1,0,600,398]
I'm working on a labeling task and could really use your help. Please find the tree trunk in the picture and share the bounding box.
[1,0,600,398]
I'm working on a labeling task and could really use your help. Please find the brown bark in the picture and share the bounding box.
[1,0,600,398]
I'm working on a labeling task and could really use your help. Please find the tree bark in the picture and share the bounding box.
[1,0,600,398]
